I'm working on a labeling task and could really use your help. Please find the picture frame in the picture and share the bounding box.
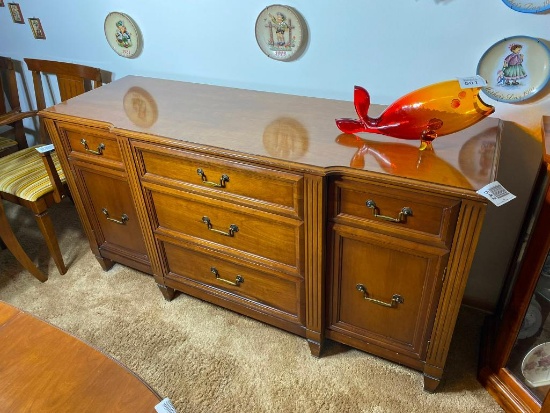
[8,3,23,23]
[28,17,46,39]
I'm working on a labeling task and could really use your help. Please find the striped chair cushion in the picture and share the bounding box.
[0,145,66,201]
[0,136,18,152]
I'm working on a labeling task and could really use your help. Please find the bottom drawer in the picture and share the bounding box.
[161,240,304,324]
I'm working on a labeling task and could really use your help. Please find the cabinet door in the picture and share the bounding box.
[72,163,150,271]
[327,223,448,367]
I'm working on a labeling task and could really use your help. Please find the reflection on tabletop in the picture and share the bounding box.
[336,131,497,190]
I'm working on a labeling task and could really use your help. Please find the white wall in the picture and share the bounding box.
[1,0,549,311]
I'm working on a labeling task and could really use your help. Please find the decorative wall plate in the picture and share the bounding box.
[522,342,550,387]
[477,35,550,103]
[502,0,550,13]
[255,4,307,61]
[104,12,142,58]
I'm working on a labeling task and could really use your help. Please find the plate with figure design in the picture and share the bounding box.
[502,0,550,13]
[255,4,308,61]
[477,35,550,103]
[104,12,142,58]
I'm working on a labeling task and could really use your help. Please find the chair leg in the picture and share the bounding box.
[34,210,67,275]
[0,202,47,282]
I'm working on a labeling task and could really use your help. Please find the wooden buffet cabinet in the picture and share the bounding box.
[41,76,505,391]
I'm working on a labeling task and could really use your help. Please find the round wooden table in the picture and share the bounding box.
[0,301,162,412]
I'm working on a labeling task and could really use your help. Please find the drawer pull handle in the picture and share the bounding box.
[210,267,244,286]
[102,208,129,225]
[365,200,412,223]
[80,139,105,155]
[356,284,404,308]
[196,168,229,188]
[202,216,239,237]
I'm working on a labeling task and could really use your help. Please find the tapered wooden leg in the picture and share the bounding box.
[423,374,441,393]
[34,210,67,275]
[95,255,115,271]
[157,284,176,301]
[0,202,47,282]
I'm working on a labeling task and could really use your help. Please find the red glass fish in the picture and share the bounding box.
[335,80,495,150]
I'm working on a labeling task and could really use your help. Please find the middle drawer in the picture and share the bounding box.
[147,185,303,275]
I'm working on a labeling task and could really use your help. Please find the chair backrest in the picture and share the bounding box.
[0,56,28,149]
[24,58,103,143]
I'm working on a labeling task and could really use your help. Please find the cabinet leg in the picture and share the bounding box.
[157,283,176,301]
[308,339,323,357]
[423,374,441,393]
[95,255,115,271]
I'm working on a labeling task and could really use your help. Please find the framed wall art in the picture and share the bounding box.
[28,18,45,39]
[8,3,23,23]
[255,4,308,61]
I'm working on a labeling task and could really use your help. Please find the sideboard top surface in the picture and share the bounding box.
[42,75,502,192]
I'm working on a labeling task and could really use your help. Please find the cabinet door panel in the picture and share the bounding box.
[74,165,148,258]
[328,224,447,359]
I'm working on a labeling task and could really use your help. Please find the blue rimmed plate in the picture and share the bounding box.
[502,0,550,13]
[477,35,550,103]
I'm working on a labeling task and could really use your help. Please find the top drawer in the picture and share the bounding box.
[57,122,122,166]
[330,176,461,247]
[132,141,303,218]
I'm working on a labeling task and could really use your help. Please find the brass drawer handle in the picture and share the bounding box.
[201,216,239,237]
[356,284,404,308]
[196,168,229,188]
[102,208,129,225]
[80,139,105,155]
[365,200,412,223]
[210,267,244,286]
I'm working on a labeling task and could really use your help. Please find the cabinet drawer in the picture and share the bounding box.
[161,241,303,322]
[327,224,447,360]
[149,187,302,273]
[75,165,148,262]
[58,122,123,165]
[330,177,460,246]
[133,142,303,217]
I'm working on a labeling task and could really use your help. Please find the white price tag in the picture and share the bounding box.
[155,397,177,413]
[35,144,55,153]
[476,181,516,206]
[457,75,487,89]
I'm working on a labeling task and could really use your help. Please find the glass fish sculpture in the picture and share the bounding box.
[335,80,495,150]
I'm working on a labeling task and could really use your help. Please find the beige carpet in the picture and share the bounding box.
[0,198,504,412]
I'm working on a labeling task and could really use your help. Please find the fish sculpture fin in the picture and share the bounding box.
[354,86,371,124]
[335,86,373,133]
[335,118,368,134]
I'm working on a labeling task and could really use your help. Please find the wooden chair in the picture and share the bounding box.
[0,56,36,156]
[0,58,104,278]
[0,200,47,282]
